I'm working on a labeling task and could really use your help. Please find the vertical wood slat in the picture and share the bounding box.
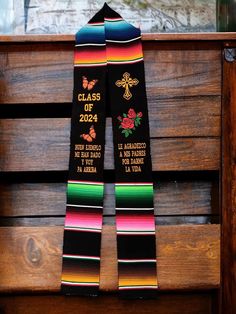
[221,46,236,314]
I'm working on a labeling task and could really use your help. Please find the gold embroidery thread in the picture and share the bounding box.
[115,72,139,100]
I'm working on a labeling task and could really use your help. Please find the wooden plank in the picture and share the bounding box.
[0,44,73,104]
[0,180,218,217]
[145,50,221,99]
[0,225,220,293]
[148,96,221,137]
[0,294,213,314]
[0,216,218,227]
[0,44,221,104]
[0,96,222,137]
[0,32,236,42]
[221,47,236,314]
[0,119,220,172]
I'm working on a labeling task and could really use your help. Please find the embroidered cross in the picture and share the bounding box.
[115,72,139,100]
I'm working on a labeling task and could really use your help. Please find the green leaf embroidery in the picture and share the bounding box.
[118,109,143,137]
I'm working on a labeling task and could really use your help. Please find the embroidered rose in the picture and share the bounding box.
[117,108,143,138]
[121,117,134,129]
[127,108,136,119]
[137,112,143,118]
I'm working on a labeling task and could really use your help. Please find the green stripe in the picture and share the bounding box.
[119,285,157,287]
[67,182,104,206]
[115,185,153,208]
[76,61,107,65]
[108,57,143,62]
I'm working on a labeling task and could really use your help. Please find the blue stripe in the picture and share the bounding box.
[76,25,105,44]
[105,20,140,41]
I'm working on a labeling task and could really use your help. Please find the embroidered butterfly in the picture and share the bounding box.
[80,125,96,142]
[82,76,98,91]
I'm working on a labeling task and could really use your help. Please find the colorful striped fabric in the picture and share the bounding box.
[74,12,143,66]
[115,183,157,297]
[61,2,158,299]
[61,181,104,295]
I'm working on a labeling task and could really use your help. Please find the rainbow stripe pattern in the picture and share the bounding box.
[61,181,104,295]
[116,183,158,297]
[61,3,158,298]
[74,15,143,67]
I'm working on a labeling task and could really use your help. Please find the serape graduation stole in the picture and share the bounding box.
[61,3,158,299]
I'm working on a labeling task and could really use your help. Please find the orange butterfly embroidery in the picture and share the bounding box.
[80,125,96,142]
[82,76,98,91]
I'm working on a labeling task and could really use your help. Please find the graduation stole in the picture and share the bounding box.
[61,3,158,299]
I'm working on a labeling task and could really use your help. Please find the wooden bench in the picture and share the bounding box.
[0,33,236,314]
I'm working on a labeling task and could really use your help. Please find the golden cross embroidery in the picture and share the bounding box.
[115,72,139,100]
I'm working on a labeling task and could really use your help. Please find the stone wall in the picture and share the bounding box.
[0,0,216,34]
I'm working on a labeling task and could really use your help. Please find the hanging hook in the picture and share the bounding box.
[224,48,236,62]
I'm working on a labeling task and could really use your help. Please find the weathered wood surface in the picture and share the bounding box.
[0,225,220,293]
[0,119,220,172]
[0,44,221,104]
[1,33,236,42]
[221,47,236,314]
[0,294,213,314]
[0,180,218,217]
[148,96,220,137]
[0,96,222,137]
[0,216,218,227]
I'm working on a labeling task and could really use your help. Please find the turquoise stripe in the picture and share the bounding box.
[76,24,105,44]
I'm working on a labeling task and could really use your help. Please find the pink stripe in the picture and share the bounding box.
[65,211,102,229]
[116,215,155,231]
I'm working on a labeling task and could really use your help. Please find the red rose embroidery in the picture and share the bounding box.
[117,108,143,138]
[127,108,136,119]
[121,117,134,129]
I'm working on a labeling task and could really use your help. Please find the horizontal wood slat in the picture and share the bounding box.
[0,119,220,171]
[148,96,221,137]
[0,180,218,217]
[0,294,213,314]
[1,32,236,42]
[0,44,221,104]
[0,216,218,227]
[0,225,220,293]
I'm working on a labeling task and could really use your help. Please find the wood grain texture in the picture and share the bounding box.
[0,225,220,293]
[0,33,236,42]
[148,96,221,137]
[0,180,218,217]
[0,216,217,227]
[0,294,213,314]
[221,49,236,314]
[0,119,220,171]
[0,43,221,104]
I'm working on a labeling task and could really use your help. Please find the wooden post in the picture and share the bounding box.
[222,46,236,314]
